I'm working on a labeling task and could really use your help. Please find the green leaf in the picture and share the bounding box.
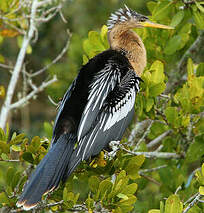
[152,1,173,21]
[160,201,165,213]
[187,58,194,77]
[0,141,10,153]
[187,205,202,213]
[164,35,181,55]
[177,33,190,50]
[146,98,154,112]
[164,195,183,213]
[100,25,109,48]
[22,152,34,164]
[10,133,25,145]
[85,195,94,210]
[117,193,129,200]
[149,83,166,97]
[44,122,53,138]
[88,176,100,193]
[125,155,145,179]
[6,167,16,187]
[118,194,137,209]
[30,136,41,152]
[150,60,165,84]
[195,1,204,13]
[147,1,157,13]
[193,10,204,30]
[186,134,204,163]
[11,144,21,152]
[63,187,68,202]
[196,63,204,77]
[121,183,138,195]
[98,179,113,200]
[202,163,204,176]
[170,11,184,27]
[0,192,9,204]
[0,128,6,140]
[1,153,9,160]
[83,54,89,65]
[26,44,32,54]
[148,210,160,213]
[0,85,5,99]
[164,107,180,128]
[199,186,204,195]
[11,171,21,190]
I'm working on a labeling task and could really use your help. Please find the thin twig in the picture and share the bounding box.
[121,146,181,159]
[4,20,26,35]
[134,120,153,151]
[30,30,71,77]
[128,119,152,146]
[147,130,172,149]
[187,115,193,141]
[183,194,202,213]
[0,63,13,69]
[140,173,161,186]
[10,75,57,109]
[0,159,20,162]
[184,192,199,205]
[175,186,182,194]
[48,95,58,106]
[139,165,167,174]
[159,94,170,99]
[154,144,163,152]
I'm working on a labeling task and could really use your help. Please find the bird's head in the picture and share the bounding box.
[107,5,174,31]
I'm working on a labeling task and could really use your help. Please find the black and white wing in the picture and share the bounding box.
[76,67,141,161]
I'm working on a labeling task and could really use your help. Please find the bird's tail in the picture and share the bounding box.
[17,134,78,210]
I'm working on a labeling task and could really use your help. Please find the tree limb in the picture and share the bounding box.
[9,75,57,109]
[0,0,39,129]
[30,30,71,77]
[122,147,181,159]
[147,130,172,149]
[128,119,152,146]
[134,120,153,151]
[183,193,202,213]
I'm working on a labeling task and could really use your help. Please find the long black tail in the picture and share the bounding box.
[17,134,79,210]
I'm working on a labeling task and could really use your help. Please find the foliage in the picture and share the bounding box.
[0,0,204,212]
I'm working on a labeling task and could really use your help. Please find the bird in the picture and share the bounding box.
[17,5,173,210]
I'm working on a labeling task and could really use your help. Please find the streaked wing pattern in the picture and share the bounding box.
[76,69,140,160]
[77,62,120,141]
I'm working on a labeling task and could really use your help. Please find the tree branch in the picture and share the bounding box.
[139,165,167,174]
[128,119,152,146]
[147,130,172,149]
[134,120,153,151]
[122,147,181,159]
[30,30,71,77]
[9,75,57,109]
[183,193,202,213]
[0,0,39,129]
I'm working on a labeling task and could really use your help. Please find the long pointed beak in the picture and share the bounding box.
[140,20,174,29]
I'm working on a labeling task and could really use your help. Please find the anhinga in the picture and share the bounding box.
[17,5,173,210]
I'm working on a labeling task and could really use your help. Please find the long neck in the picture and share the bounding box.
[108,27,146,76]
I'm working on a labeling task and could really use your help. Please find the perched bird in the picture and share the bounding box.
[17,5,173,210]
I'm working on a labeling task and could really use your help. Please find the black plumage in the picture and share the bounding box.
[17,49,140,210]
[17,5,173,209]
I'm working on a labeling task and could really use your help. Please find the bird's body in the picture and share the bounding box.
[17,5,173,210]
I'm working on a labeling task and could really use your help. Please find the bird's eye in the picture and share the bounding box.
[140,16,147,22]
